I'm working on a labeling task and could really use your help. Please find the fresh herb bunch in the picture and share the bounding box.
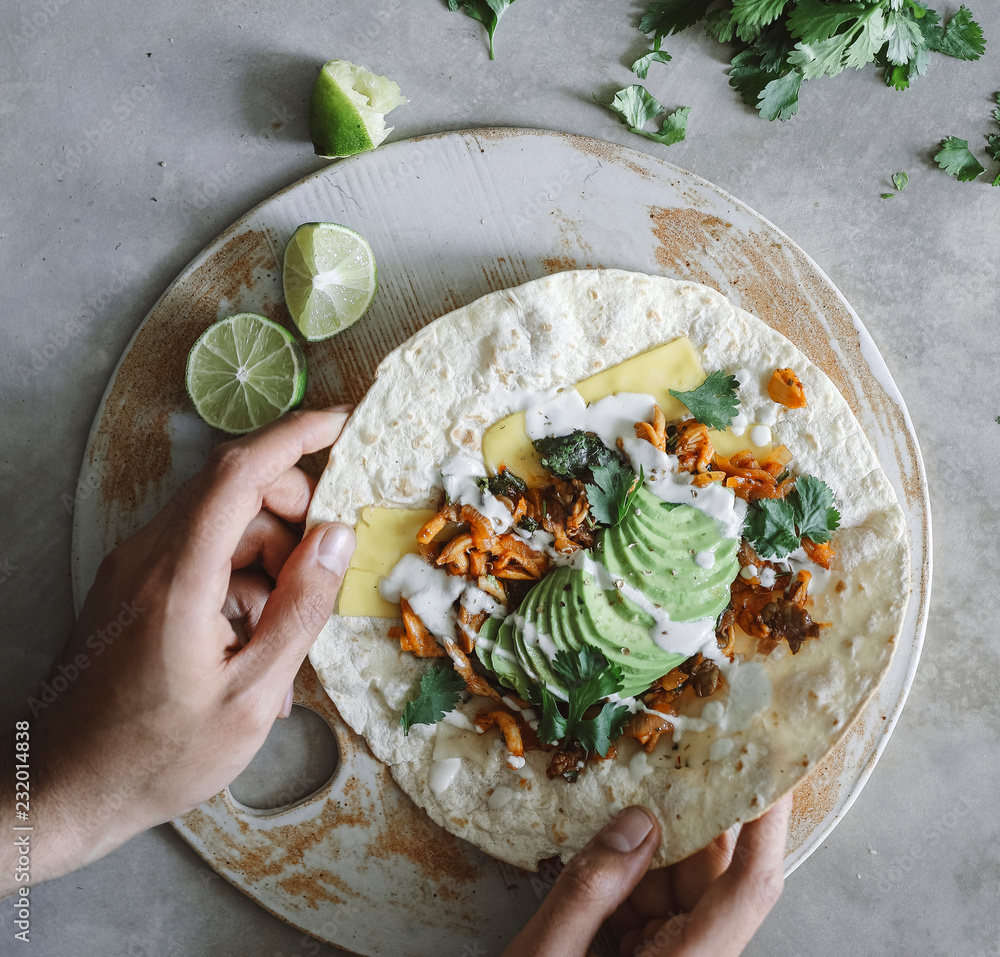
[745,473,841,559]
[536,648,632,759]
[638,1,985,121]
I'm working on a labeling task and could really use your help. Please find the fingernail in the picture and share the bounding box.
[278,684,294,719]
[317,524,355,575]
[599,807,655,853]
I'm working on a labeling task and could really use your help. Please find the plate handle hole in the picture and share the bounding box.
[228,705,340,810]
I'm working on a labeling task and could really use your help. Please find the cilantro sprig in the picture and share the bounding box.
[669,370,741,430]
[745,474,841,559]
[400,667,466,735]
[448,0,516,60]
[537,649,631,757]
[935,136,986,182]
[586,463,644,527]
[596,86,690,145]
[636,1,985,123]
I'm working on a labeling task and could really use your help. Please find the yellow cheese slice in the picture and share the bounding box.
[344,336,772,617]
[339,506,435,618]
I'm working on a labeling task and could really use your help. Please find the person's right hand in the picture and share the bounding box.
[503,792,791,957]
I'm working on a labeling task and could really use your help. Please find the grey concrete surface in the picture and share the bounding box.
[2,1,999,955]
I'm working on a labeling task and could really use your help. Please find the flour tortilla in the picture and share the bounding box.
[306,269,909,869]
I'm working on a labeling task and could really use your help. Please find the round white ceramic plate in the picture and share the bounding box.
[71,129,931,956]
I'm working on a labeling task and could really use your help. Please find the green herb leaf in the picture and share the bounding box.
[574,701,633,755]
[744,497,801,559]
[934,5,985,60]
[935,136,985,181]
[788,475,841,544]
[669,370,741,430]
[745,474,840,557]
[731,0,792,34]
[757,69,803,121]
[639,0,715,37]
[892,170,909,190]
[479,466,527,499]
[596,86,690,145]
[537,648,630,756]
[448,0,516,60]
[880,192,895,199]
[400,667,466,735]
[632,34,672,79]
[587,464,643,527]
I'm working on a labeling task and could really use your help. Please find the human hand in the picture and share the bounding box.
[503,792,792,957]
[1,409,355,895]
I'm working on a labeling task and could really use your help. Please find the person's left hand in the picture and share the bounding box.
[6,409,356,893]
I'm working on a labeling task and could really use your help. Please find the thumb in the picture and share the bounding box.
[503,807,660,957]
[242,522,356,681]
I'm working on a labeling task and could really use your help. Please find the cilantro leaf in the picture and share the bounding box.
[757,69,803,121]
[786,0,868,45]
[745,474,841,558]
[587,464,643,527]
[632,34,672,79]
[988,132,1000,187]
[934,5,985,60]
[448,0,516,60]
[669,370,741,430]
[639,0,715,37]
[744,497,800,559]
[574,701,633,755]
[787,32,852,80]
[935,136,985,182]
[537,649,630,756]
[400,667,466,735]
[729,49,782,107]
[892,170,909,191]
[596,86,690,146]
[731,0,791,35]
[883,9,925,66]
[788,475,840,544]
[880,193,895,199]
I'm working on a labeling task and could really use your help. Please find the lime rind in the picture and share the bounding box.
[185,313,307,434]
[282,223,378,341]
[310,60,407,158]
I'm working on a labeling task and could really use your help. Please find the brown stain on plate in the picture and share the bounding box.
[93,228,282,511]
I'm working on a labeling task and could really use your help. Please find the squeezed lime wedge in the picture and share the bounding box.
[309,59,407,158]
[185,313,307,434]
[282,222,378,341]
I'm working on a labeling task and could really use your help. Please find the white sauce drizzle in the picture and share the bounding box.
[429,757,461,796]
[750,424,771,447]
[730,409,748,437]
[380,554,465,639]
[759,566,777,589]
[489,785,517,809]
[440,453,513,532]
[695,549,715,569]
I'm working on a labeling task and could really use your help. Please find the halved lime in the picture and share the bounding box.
[309,59,407,159]
[185,313,307,434]
[282,222,378,341]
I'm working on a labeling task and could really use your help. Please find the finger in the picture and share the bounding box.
[179,409,350,577]
[221,569,275,643]
[501,807,660,957]
[233,522,356,691]
[259,465,316,526]
[231,510,301,579]
[629,827,737,919]
[636,794,791,957]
